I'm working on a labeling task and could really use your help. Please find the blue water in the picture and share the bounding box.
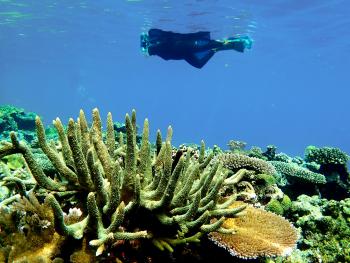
[0,0,349,157]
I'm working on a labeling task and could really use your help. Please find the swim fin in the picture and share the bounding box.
[225,36,253,52]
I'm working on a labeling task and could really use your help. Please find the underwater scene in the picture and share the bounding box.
[0,0,349,262]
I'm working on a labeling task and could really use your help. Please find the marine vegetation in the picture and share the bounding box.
[0,108,299,262]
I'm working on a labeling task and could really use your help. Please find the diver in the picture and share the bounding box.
[141,28,252,69]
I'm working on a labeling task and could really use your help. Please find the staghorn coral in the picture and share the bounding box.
[218,153,277,176]
[209,201,298,259]
[0,108,247,258]
[270,161,326,184]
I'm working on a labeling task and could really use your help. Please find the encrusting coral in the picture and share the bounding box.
[0,108,249,259]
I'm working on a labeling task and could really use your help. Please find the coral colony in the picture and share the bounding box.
[0,106,348,262]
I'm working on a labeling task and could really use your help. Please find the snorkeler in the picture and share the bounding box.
[141,28,252,68]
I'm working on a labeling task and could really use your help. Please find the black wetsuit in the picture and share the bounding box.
[143,29,246,68]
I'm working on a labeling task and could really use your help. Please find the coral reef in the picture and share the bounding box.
[0,105,37,142]
[0,108,254,261]
[305,145,350,200]
[4,107,344,262]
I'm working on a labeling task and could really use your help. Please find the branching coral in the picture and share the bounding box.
[209,201,298,259]
[0,108,247,257]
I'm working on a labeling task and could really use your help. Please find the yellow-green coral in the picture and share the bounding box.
[266,198,284,215]
[266,195,292,216]
[1,154,25,170]
[280,194,292,211]
[256,173,276,186]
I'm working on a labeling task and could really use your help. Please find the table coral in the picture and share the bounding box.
[218,153,277,176]
[270,161,326,184]
[209,201,298,259]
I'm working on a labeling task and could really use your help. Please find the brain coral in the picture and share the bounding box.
[217,153,277,176]
[209,201,298,259]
